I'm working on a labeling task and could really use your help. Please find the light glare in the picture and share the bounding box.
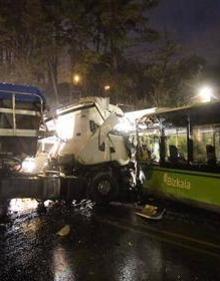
[198,86,213,103]
[114,117,134,133]
[55,114,75,140]
[22,157,36,173]
[104,85,110,91]
[73,74,80,84]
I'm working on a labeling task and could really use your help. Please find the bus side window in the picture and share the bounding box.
[169,145,179,163]
[215,130,220,165]
[193,125,216,166]
[152,137,160,163]
[140,131,160,164]
[206,145,216,166]
[164,127,187,165]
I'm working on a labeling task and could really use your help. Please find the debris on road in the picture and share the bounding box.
[135,204,166,221]
[72,199,95,209]
[56,224,71,237]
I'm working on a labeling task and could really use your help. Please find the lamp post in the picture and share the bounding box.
[103,85,111,97]
[73,74,81,85]
[72,74,82,101]
[104,85,110,91]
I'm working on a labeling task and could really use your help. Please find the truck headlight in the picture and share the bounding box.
[22,157,36,173]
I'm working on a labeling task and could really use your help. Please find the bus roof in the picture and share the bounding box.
[154,101,220,115]
[0,82,45,103]
[142,101,220,126]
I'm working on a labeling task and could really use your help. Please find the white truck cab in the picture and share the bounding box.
[49,97,130,168]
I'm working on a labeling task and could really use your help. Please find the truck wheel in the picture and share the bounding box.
[90,172,119,204]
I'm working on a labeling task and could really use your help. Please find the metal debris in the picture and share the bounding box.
[56,225,71,237]
[135,204,166,220]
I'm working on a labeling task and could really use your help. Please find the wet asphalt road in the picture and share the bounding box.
[0,199,220,281]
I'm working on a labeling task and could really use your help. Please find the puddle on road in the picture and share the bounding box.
[1,198,96,232]
[0,198,97,280]
[9,199,38,214]
[1,199,220,281]
[53,244,75,281]
[2,198,96,216]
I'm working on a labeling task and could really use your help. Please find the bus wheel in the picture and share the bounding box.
[90,172,118,204]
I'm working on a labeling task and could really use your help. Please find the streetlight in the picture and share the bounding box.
[197,86,214,103]
[72,74,82,101]
[73,74,81,85]
[104,85,110,91]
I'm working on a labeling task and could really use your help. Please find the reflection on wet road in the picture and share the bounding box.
[0,199,220,281]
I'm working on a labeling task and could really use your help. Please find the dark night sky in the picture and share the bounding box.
[150,0,220,65]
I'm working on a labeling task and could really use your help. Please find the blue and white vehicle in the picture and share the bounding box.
[0,82,46,171]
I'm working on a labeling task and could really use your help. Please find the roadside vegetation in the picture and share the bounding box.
[0,0,206,108]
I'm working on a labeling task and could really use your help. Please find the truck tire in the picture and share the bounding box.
[90,172,119,204]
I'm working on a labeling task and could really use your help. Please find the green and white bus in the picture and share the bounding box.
[138,101,220,213]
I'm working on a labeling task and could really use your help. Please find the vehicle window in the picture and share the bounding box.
[16,115,40,130]
[193,125,216,165]
[214,129,220,164]
[0,113,13,128]
[164,127,187,164]
[140,129,160,163]
[89,120,99,134]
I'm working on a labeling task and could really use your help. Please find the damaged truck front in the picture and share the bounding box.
[36,97,137,204]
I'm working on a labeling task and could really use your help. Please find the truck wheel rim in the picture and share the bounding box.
[97,180,111,195]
